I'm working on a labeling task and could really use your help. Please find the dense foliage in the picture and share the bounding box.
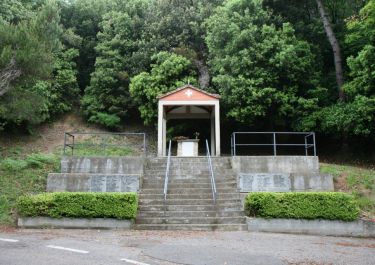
[0,0,79,131]
[245,192,360,221]
[130,52,198,124]
[0,0,374,147]
[16,192,138,219]
[206,0,321,127]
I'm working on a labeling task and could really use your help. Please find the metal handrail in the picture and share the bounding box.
[163,140,172,203]
[206,139,217,205]
[231,132,316,156]
[63,132,75,155]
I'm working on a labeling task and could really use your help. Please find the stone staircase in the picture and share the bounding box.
[135,157,247,231]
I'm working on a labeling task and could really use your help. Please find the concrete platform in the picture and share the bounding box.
[18,217,133,229]
[247,217,375,238]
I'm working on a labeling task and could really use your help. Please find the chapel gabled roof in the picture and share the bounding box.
[157,84,220,100]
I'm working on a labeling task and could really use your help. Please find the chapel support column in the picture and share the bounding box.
[214,102,221,156]
[162,116,167,156]
[157,101,164,156]
[210,110,216,156]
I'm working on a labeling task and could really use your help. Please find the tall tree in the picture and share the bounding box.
[59,0,119,90]
[315,0,345,100]
[300,0,375,139]
[81,1,150,128]
[130,52,198,125]
[144,0,223,88]
[206,0,322,128]
[0,0,79,130]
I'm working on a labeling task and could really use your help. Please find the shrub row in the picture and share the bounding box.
[245,192,360,221]
[16,192,138,220]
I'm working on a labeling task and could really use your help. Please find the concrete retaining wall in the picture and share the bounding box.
[47,156,144,193]
[61,156,144,174]
[47,173,140,192]
[232,156,333,193]
[291,173,334,191]
[232,156,320,175]
[238,173,334,192]
[247,217,375,238]
[18,217,133,229]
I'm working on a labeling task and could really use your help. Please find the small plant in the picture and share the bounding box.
[193,132,200,139]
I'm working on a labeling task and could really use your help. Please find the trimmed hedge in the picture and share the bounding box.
[245,192,360,221]
[16,192,138,220]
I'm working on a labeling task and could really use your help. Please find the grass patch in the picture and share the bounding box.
[0,196,12,224]
[321,163,375,218]
[0,152,59,225]
[69,142,135,156]
[16,192,138,219]
[245,192,360,221]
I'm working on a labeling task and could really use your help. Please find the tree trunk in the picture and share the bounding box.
[315,0,345,101]
[0,56,21,97]
[193,58,210,89]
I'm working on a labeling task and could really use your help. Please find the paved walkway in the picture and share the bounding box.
[0,229,374,265]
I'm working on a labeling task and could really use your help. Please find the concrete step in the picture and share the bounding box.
[143,174,236,180]
[140,187,238,194]
[139,193,241,200]
[143,171,235,176]
[142,182,237,189]
[147,157,231,162]
[134,223,248,231]
[137,210,245,218]
[135,216,246,225]
[143,174,234,179]
[142,179,236,185]
[144,165,232,169]
[138,204,242,212]
[142,179,237,185]
[139,198,241,206]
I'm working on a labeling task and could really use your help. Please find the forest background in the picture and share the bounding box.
[1,0,374,161]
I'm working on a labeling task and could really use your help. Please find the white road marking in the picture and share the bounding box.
[0,238,19,242]
[46,245,89,254]
[121,258,151,265]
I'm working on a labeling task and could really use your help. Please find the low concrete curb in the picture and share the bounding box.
[18,217,133,229]
[247,217,375,238]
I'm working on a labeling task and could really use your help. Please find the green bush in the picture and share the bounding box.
[25,153,58,168]
[88,112,121,129]
[16,192,138,220]
[245,192,360,221]
[0,153,58,171]
[0,158,29,171]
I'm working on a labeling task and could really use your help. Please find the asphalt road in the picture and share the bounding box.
[0,229,374,265]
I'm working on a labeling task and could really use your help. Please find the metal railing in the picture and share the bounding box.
[163,140,172,203]
[206,139,217,205]
[231,132,316,156]
[63,132,147,156]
